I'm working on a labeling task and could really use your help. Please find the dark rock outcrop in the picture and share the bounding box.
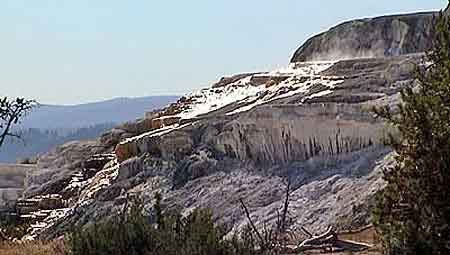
[291,12,435,62]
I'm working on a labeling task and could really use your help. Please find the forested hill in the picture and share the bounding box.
[0,123,115,163]
[0,96,178,163]
[21,96,178,129]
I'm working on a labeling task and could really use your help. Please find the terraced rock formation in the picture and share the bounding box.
[14,8,443,240]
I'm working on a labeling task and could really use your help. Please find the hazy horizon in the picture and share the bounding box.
[37,95,179,106]
[1,0,445,105]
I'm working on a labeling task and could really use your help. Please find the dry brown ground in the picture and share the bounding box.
[286,226,382,255]
[0,242,380,255]
[338,226,379,245]
[0,240,66,255]
[303,251,380,255]
[305,227,382,255]
[0,227,382,255]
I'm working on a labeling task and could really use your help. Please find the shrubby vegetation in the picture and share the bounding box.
[0,214,29,240]
[68,194,258,255]
[373,10,450,255]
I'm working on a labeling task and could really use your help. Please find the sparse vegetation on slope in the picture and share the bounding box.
[68,195,257,255]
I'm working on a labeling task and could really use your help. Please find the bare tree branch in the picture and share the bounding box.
[301,226,313,238]
[239,198,266,249]
[0,97,35,148]
[280,179,291,233]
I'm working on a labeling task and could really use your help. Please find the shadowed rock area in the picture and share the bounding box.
[291,12,435,62]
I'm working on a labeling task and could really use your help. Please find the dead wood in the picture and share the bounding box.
[295,226,372,253]
[239,198,265,249]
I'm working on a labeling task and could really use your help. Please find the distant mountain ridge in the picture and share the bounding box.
[0,96,178,163]
[21,96,179,130]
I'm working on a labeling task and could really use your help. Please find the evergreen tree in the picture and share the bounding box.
[373,9,450,255]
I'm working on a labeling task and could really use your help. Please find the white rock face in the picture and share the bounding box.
[212,104,381,164]
[138,146,392,234]
[151,61,340,121]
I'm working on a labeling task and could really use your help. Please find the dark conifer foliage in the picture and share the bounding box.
[69,195,257,255]
[373,9,450,255]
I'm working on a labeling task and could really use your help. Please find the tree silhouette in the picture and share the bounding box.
[0,97,35,149]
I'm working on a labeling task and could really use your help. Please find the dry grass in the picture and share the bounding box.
[0,239,382,255]
[0,240,66,255]
[303,249,381,255]
[338,226,380,245]
[0,228,382,255]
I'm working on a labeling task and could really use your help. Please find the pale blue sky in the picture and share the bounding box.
[1,0,446,105]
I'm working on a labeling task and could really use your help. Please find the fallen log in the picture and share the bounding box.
[297,226,337,252]
[295,226,372,253]
[298,226,336,247]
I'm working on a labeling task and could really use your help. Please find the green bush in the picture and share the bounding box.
[0,214,29,240]
[373,10,450,255]
[68,195,258,255]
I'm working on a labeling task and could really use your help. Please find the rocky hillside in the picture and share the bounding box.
[291,12,435,62]
[13,8,442,241]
